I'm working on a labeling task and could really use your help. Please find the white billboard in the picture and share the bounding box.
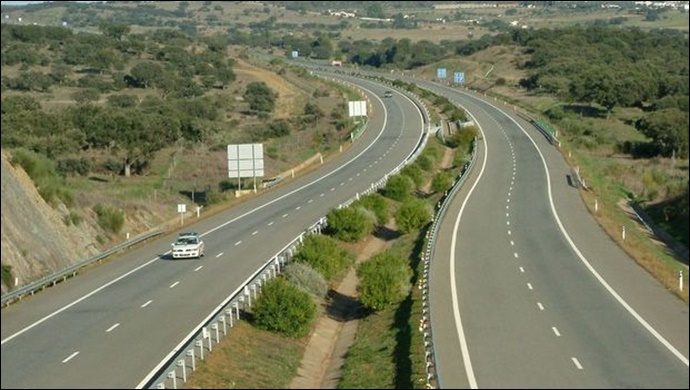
[348,100,368,117]
[227,143,264,179]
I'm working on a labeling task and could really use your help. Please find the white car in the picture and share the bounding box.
[171,232,205,259]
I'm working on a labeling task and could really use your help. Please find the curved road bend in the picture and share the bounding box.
[421,83,689,388]
[0,76,425,389]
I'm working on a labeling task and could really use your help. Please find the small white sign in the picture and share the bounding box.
[177,204,186,213]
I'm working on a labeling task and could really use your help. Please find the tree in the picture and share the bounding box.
[366,3,385,18]
[99,23,131,42]
[635,109,689,158]
[243,81,276,113]
[129,62,162,89]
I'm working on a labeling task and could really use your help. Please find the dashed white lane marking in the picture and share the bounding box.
[215,253,223,258]
[106,323,119,333]
[507,221,510,226]
[235,241,242,246]
[510,240,514,246]
[170,281,180,289]
[519,267,525,273]
[282,213,288,218]
[268,221,274,226]
[320,193,325,197]
[252,231,258,235]
[141,300,152,308]
[552,327,561,337]
[62,351,79,363]
[308,199,314,203]
[193,266,202,272]
[508,230,512,235]
[572,357,583,370]
[514,252,519,258]
[527,283,533,290]
[537,302,544,310]
[295,206,301,210]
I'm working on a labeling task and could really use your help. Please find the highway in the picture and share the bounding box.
[0,75,426,389]
[420,81,690,388]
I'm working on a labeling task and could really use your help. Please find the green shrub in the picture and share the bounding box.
[431,171,453,194]
[252,277,317,338]
[401,164,424,189]
[292,234,353,282]
[93,203,125,233]
[415,153,435,172]
[395,198,432,234]
[326,206,375,242]
[283,262,328,299]
[383,174,413,202]
[357,251,412,311]
[352,193,389,225]
[10,148,74,207]
[1,264,12,290]
[63,211,83,226]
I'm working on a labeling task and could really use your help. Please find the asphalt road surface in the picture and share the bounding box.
[0,75,426,389]
[421,81,689,389]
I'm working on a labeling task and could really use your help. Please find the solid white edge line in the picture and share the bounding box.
[449,109,488,389]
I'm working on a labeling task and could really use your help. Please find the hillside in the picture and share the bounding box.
[1,150,100,293]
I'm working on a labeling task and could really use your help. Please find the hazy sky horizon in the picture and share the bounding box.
[1,1,49,5]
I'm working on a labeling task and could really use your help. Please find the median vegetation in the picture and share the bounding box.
[183,93,477,388]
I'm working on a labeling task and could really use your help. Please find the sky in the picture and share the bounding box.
[1,1,100,6]
[1,1,49,5]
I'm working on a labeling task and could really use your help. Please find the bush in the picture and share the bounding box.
[415,153,435,172]
[431,171,453,194]
[292,234,354,282]
[357,250,412,311]
[93,203,125,233]
[252,277,317,338]
[383,174,413,202]
[10,148,74,207]
[395,198,432,234]
[400,164,424,189]
[326,206,375,242]
[352,193,389,225]
[283,262,328,299]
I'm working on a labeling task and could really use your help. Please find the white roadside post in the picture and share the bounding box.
[177,204,186,225]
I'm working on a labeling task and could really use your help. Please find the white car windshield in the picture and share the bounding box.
[176,238,198,245]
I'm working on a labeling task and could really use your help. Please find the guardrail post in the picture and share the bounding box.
[177,359,186,383]
[226,308,234,328]
[186,349,195,371]
[167,371,176,389]
[212,323,220,343]
[195,340,204,360]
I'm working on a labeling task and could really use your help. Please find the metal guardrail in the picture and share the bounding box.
[1,228,166,307]
[419,138,479,389]
[143,73,433,389]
